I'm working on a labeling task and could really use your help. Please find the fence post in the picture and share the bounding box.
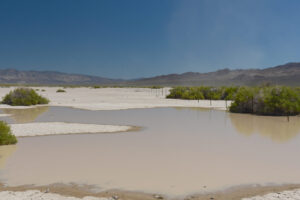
[251,96,254,113]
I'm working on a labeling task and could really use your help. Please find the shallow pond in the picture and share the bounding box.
[1,107,300,196]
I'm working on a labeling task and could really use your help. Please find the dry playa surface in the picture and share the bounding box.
[10,122,133,137]
[242,189,300,200]
[0,87,230,111]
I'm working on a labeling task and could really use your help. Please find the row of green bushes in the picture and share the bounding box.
[167,86,238,100]
[167,86,300,116]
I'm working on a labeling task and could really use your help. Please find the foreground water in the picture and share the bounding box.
[0,107,300,196]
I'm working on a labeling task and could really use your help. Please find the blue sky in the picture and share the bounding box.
[0,0,300,79]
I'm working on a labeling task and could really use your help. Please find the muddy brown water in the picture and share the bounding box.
[0,107,300,197]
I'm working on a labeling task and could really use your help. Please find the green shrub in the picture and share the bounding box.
[230,86,300,116]
[261,87,300,115]
[229,87,256,113]
[56,89,66,93]
[2,88,49,106]
[149,86,163,89]
[221,86,239,100]
[167,87,190,99]
[93,85,101,89]
[0,121,17,145]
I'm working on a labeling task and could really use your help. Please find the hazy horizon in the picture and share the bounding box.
[1,0,300,79]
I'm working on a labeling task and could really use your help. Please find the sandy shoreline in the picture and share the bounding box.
[10,122,134,137]
[1,183,300,200]
[0,190,112,200]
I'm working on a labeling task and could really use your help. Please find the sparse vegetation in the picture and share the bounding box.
[2,88,49,106]
[0,121,17,145]
[56,89,66,93]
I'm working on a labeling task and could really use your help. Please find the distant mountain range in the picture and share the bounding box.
[127,62,300,86]
[0,69,120,85]
[1,62,300,86]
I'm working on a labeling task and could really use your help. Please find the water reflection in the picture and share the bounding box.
[0,145,17,170]
[174,107,210,112]
[229,113,300,142]
[2,106,49,123]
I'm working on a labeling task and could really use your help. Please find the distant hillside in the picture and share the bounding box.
[125,62,300,86]
[0,69,120,85]
[0,62,300,86]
